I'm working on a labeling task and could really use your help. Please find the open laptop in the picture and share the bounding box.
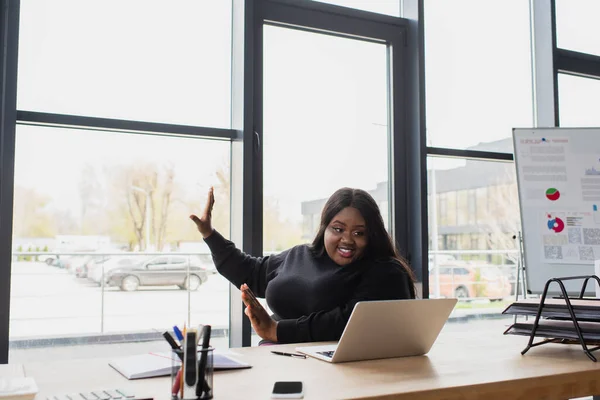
[295,298,457,363]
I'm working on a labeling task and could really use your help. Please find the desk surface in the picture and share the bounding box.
[23,329,600,400]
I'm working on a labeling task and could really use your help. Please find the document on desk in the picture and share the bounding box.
[505,319,600,341]
[109,351,251,380]
[502,298,600,322]
[0,364,25,379]
[0,364,38,400]
[0,377,38,400]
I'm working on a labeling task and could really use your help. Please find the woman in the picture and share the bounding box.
[190,187,416,344]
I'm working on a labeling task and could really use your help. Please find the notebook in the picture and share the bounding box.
[296,298,457,363]
[0,364,38,400]
[109,351,251,380]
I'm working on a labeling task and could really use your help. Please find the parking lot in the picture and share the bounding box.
[9,262,230,339]
[9,260,516,341]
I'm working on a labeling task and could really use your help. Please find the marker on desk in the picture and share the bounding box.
[173,325,184,342]
[182,329,199,400]
[180,324,188,399]
[163,331,183,362]
[172,368,183,398]
[163,331,181,350]
[197,325,212,398]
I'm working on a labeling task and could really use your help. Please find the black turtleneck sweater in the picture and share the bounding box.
[204,230,414,344]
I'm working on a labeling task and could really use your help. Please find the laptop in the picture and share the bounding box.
[295,298,457,363]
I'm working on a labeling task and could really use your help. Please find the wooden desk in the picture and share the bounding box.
[23,331,600,400]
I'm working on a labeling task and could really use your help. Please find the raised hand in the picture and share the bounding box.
[241,283,278,342]
[189,187,215,239]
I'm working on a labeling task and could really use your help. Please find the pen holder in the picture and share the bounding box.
[171,347,214,400]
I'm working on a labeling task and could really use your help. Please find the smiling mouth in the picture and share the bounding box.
[337,247,355,258]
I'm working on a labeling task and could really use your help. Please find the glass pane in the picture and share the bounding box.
[262,26,390,252]
[558,74,600,127]
[255,26,391,345]
[310,0,400,16]
[556,0,600,55]
[10,125,231,358]
[424,0,533,151]
[428,156,518,321]
[17,1,232,128]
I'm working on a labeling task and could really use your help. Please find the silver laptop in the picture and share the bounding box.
[295,298,457,363]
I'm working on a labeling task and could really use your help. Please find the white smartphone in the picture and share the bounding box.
[271,381,304,399]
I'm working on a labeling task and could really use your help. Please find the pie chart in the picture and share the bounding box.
[546,188,560,201]
[547,216,565,233]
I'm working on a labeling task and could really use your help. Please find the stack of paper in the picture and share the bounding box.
[0,365,38,400]
[503,298,600,343]
[502,298,600,322]
[506,319,600,341]
[109,351,251,380]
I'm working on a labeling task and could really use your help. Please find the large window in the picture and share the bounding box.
[11,126,231,342]
[17,1,232,127]
[424,0,533,150]
[428,157,518,311]
[558,74,600,127]
[424,0,532,329]
[262,26,391,250]
[8,1,234,360]
[556,0,600,56]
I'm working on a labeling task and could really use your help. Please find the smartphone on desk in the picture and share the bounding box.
[271,381,303,399]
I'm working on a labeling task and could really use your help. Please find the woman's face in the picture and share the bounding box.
[324,206,368,266]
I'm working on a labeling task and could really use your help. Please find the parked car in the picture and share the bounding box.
[105,255,209,291]
[74,255,111,278]
[429,263,511,301]
[42,252,81,267]
[50,255,72,269]
[76,257,97,278]
[88,256,147,284]
[38,254,56,265]
[80,256,110,279]
[65,255,90,274]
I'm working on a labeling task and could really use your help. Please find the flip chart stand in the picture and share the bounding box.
[521,275,600,362]
[512,232,530,324]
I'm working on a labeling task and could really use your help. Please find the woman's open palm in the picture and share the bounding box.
[190,187,215,239]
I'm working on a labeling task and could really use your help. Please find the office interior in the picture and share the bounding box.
[0,0,598,381]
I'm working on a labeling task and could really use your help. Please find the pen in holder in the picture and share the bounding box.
[171,347,214,400]
[197,346,214,399]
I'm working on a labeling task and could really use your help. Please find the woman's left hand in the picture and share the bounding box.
[241,284,278,342]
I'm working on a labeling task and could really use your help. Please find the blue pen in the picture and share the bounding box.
[173,325,184,342]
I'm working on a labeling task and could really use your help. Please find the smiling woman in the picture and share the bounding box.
[190,187,416,345]
[323,206,368,266]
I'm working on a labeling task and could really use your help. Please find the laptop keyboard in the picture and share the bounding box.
[317,351,335,358]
